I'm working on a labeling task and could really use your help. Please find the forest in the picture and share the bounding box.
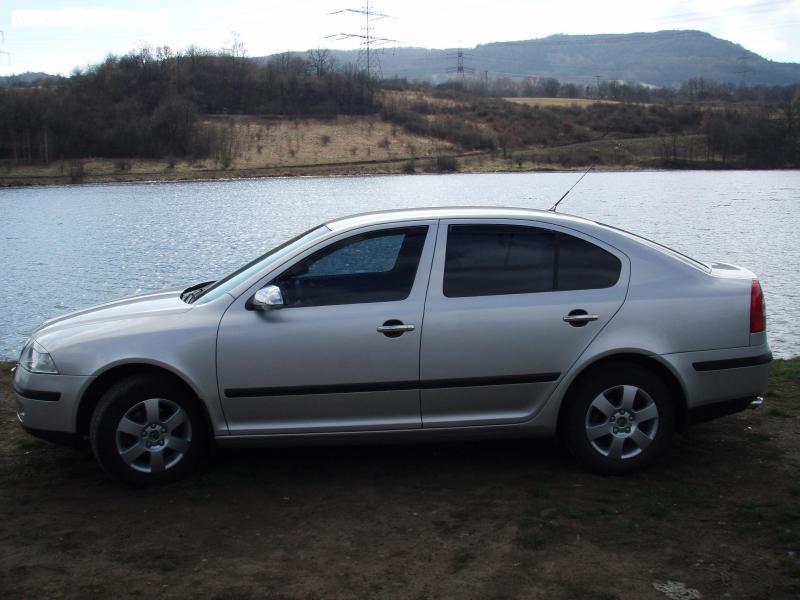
[0,46,376,163]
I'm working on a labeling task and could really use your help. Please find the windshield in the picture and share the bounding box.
[192,225,330,305]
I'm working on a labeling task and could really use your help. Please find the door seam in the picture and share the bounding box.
[417,219,441,427]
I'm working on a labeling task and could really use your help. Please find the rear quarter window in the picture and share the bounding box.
[557,233,622,290]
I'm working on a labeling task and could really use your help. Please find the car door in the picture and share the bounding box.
[217,221,438,435]
[420,219,629,428]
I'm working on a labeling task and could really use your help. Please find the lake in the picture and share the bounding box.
[1,170,798,359]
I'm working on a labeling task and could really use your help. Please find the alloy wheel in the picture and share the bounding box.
[584,384,659,460]
[115,398,192,473]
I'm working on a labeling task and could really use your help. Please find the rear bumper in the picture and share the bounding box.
[659,344,771,414]
[688,395,764,424]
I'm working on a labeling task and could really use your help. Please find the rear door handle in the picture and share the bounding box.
[563,310,599,327]
[377,320,415,337]
[562,314,599,323]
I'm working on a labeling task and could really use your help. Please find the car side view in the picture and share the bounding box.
[13,207,771,484]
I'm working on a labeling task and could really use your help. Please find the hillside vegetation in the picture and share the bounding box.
[0,45,799,185]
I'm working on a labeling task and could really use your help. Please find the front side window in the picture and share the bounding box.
[302,234,405,277]
[443,224,621,298]
[275,226,428,307]
[193,225,330,305]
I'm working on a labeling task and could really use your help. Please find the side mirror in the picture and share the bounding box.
[250,285,285,310]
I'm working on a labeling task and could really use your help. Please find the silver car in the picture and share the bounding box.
[13,207,771,484]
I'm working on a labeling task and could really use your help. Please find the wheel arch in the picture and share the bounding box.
[556,352,689,434]
[76,362,214,443]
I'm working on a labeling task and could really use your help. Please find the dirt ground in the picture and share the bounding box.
[1,360,798,599]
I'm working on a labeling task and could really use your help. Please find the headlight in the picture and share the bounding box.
[19,340,59,374]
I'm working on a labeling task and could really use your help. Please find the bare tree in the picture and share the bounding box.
[307,48,336,77]
[224,32,247,59]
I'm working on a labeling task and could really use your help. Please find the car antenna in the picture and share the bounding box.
[548,166,593,212]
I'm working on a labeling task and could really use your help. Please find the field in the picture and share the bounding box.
[0,128,694,188]
[0,115,458,186]
[1,359,799,599]
[503,97,627,108]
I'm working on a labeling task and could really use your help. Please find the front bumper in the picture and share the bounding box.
[12,365,94,435]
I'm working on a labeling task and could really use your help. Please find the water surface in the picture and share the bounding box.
[1,170,797,359]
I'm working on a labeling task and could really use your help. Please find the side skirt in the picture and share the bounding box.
[215,421,556,448]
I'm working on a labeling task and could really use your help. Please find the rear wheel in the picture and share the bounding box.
[562,364,676,475]
[90,374,206,485]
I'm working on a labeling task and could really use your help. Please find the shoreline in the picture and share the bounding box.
[1,159,795,189]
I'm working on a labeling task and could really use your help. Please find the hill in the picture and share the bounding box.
[0,72,63,87]
[310,30,800,87]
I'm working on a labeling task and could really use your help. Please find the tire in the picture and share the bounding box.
[562,363,676,475]
[90,374,207,485]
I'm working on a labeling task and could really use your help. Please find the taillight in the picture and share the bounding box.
[750,279,765,333]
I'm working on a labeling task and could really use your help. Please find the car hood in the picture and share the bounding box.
[34,285,192,339]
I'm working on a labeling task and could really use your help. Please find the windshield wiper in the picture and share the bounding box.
[181,281,215,304]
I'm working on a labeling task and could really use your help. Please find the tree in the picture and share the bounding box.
[307,48,336,78]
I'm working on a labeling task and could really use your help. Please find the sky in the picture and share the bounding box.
[1,0,799,76]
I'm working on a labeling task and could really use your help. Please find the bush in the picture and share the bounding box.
[69,160,85,183]
[433,155,458,172]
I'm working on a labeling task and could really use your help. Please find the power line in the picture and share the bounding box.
[0,30,9,65]
[326,1,398,77]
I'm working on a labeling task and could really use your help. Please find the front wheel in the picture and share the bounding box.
[90,374,206,485]
[562,364,676,475]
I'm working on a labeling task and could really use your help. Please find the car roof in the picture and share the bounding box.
[325,206,595,231]
[325,206,710,273]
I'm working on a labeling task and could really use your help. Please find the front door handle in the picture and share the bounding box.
[563,310,599,327]
[377,320,415,337]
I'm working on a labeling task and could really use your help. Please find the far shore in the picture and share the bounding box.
[0,153,776,189]
[2,111,778,188]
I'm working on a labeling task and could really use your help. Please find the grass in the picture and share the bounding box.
[0,114,458,186]
[768,357,800,395]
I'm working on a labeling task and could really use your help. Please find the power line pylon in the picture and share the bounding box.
[447,47,474,81]
[326,1,398,78]
[734,52,752,87]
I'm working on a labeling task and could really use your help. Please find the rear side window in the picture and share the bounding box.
[275,226,428,307]
[443,224,621,298]
[444,225,555,297]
